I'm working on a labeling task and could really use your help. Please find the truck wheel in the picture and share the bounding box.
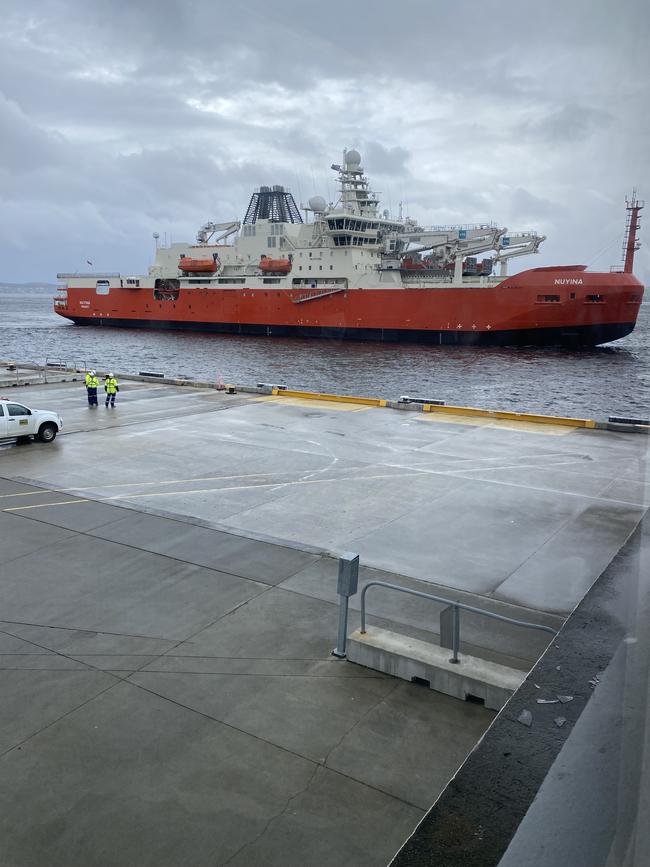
[37,423,57,443]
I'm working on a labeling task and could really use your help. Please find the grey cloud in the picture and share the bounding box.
[519,104,612,144]
[0,0,648,285]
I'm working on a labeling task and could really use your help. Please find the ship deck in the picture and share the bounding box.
[0,372,647,866]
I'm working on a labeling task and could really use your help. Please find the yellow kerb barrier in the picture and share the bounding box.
[422,403,596,428]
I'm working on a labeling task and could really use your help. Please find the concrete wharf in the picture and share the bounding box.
[0,367,647,865]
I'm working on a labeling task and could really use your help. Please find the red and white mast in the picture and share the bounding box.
[623,191,644,273]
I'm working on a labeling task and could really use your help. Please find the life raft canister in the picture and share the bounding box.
[259,256,292,275]
[179,257,218,273]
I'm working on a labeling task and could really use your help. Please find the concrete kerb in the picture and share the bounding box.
[5,360,640,430]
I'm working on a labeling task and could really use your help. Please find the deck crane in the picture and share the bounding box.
[385,224,506,279]
[493,232,546,276]
[196,221,241,245]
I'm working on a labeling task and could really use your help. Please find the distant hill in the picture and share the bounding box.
[0,282,59,290]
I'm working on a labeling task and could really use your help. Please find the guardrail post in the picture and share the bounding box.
[450,604,461,664]
[331,553,360,659]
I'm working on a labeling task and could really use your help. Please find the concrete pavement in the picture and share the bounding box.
[0,375,647,865]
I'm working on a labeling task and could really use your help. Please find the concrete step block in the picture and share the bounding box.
[347,627,526,711]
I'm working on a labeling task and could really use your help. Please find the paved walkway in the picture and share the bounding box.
[0,475,493,866]
[0,377,646,865]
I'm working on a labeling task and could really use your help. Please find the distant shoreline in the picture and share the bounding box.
[0,283,59,290]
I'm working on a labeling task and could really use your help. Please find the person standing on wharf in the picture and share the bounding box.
[85,370,99,407]
[104,373,119,408]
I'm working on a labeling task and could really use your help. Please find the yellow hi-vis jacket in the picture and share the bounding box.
[104,376,118,395]
[85,373,99,388]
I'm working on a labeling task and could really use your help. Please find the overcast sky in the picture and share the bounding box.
[1,0,648,284]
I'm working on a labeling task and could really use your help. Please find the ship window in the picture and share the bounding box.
[570,292,576,299]
[263,278,281,284]
[330,265,333,270]
[96,280,110,295]
[267,237,276,248]
[586,294,605,303]
[537,294,561,303]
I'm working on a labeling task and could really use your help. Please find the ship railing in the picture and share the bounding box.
[424,221,498,232]
[56,272,121,279]
[332,559,556,660]
[43,357,88,379]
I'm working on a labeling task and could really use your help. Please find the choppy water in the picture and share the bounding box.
[1,287,649,419]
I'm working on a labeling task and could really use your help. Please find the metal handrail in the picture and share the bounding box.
[359,580,556,664]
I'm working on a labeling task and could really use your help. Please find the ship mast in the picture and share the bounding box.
[623,191,644,273]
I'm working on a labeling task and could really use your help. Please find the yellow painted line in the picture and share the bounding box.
[259,395,368,412]
[4,499,90,512]
[415,413,574,436]
[271,388,386,408]
[421,403,595,429]
[0,489,55,499]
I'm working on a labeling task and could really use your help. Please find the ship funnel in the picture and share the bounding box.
[243,185,303,224]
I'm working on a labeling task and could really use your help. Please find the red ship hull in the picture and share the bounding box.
[54,266,644,347]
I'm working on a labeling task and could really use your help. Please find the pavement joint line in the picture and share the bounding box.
[490,503,644,599]
[426,471,650,509]
[275,565,564,625]
[4,474,329,558]
[3,471,430,510]
[88,470,429,501]
[118,670,389,678]
[221,761,325,867]
[8,515,277,588]
[0,620,178,642]
[120,675,426,813]
[59,470,313,492]
[0,678,123,763]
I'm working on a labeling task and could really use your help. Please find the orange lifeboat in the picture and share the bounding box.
[179,257,218,273]
[259,256,292,275]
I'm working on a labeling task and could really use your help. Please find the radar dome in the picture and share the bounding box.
[308,196,327,213]
[345,149,361,167]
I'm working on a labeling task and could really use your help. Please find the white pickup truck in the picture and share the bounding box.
[0,398,63,444]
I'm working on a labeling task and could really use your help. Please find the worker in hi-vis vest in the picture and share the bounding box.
[104,373,119,408]
[85,370,99,407]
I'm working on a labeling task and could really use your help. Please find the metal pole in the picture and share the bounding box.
[331,553,359,659]
[449,604,460,664]
[333,595,350,659]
